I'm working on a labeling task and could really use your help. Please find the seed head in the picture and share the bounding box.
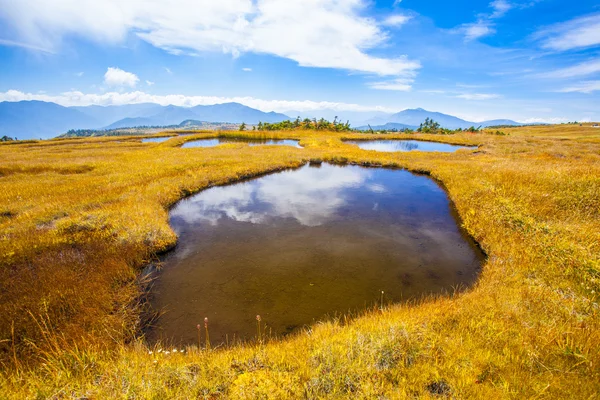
[256,315,261,322]
[204,317,208,328]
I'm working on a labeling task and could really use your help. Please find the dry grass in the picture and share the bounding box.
[1,125,599,398]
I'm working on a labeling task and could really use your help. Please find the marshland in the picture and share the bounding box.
[1,124,599,398]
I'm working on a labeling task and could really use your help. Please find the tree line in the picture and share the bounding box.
[241,117,352,131]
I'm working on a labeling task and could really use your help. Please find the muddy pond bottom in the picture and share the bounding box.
[182,138,301,148]
[147,163,483,345]
[346,140,476,152]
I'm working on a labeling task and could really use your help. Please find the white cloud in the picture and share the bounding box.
[0,0,420,81]
[535,13,600,51]
[558,81,600,94]
[537,59,600,79]
[455,93,501,100]
[458,20,496,41]
[0,89,398,113]
[490,0,512,19]
[76,71,84,77]
[0,38,55,53]
[453,0,515,42]
[164,67,173,75]
[104,67,139,88]
[368,78,413,91]
[382,14,411,27]
[242,67,252,72]
[146,80,155,86]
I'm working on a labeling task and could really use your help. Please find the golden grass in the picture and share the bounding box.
[1,125,599,398]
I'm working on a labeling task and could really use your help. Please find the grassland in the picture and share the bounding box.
[0,125,599,398]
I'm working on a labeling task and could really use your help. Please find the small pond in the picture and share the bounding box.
[147,163,483,345]
[182,138,302,148]
[142,136,175,143]
[346,139,476,153]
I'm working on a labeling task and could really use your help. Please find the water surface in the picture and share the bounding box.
[148,163,483,345]
[182,138,301,148]
[142,136,175,143]
[346,140,475,152]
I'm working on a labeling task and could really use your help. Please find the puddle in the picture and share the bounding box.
[147,163,483,345]
[346,140,476,153]
[182,138,302,148]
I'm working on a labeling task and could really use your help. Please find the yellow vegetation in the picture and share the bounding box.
[1,125,599,398]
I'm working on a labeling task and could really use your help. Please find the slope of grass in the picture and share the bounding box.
[1,126,599,398]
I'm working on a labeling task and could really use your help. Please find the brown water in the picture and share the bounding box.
[147,163,483,345]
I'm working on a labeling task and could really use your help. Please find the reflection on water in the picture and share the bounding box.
[142,136,175,143]
[346,140,476,153]
[148,163,483,345]
[182,138,302,148]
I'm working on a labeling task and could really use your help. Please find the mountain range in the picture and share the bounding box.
[0,101,524,140]
[355,108,522,130]
[0,101,290,139]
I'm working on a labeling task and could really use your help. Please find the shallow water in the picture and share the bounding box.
[182,138,302,148]
[147,163,483,345]
[142,136,175,143]
[346,139,476,153]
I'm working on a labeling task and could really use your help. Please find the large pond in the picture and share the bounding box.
[182,138,302,148]
[147,163,483,345]
[142,136,176,143]
[346,140,476,153]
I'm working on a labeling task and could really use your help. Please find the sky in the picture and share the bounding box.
[0,0,599,123]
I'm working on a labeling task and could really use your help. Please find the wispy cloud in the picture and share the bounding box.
[455,93,501,100]
[489,0,512,19]
[368,78,413,91]
[0,38,55,54]
[0,89,399,113]
[558,80,600,94]
[164,67,173,75]
[534,13,600,51]
[382,14,412,27]
[146,80,155,86]
[537,59,600,79]
[242,67,252,72]
[104,67,139,88]
[456,20,496,41]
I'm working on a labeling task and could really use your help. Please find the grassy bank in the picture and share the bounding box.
[1,126,599,398]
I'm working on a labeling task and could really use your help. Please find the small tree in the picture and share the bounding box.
[418,118,441,133]
[239,122,247,131]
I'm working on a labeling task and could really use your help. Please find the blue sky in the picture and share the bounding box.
[0,0,599,122]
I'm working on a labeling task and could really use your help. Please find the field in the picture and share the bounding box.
[1,125,599,398]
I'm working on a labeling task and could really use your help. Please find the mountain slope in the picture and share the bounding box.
[0,101,99,139]
[374,109,524,129]
[72,103,163,126]
[104,106,201,129]
[479,119,522,127]
[387,108,473,129]
[190,102,290,124]
[356,122,418,131]
[105,103,290,129]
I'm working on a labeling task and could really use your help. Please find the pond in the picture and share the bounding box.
[147,163,483,345]
[346,140,476,153]
[182,138,302,148]
[142,136,175,143]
